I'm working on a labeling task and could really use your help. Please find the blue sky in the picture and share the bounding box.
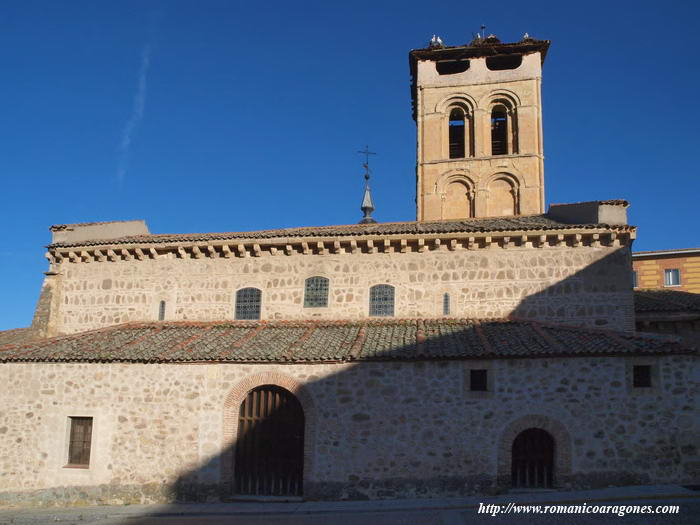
[1,0,699,330]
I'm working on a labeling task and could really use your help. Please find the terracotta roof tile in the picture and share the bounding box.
[47,215,632,249]
[0,319,691,364]
[634,289,700,313]
[0,328,37,346]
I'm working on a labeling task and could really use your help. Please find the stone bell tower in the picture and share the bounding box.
[409,34,550,221]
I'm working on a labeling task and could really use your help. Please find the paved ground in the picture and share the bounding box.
[0,485,698,524]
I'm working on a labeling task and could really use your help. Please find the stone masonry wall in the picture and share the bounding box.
[41,244,634,335]
[0,355,697,506]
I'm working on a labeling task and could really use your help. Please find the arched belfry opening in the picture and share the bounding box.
[234,385,305,497]
[511,428,554,488]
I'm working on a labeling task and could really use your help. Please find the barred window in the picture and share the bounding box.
[235,287,262,320]
[158,300,166,321]
[67,417,92,467]
[443,293,450,316]
[304,276,329,308]
[369,284,395,317]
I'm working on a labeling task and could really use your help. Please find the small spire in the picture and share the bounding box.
[357,146,377,224]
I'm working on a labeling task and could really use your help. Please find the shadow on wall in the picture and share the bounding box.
[509,246,634,330]
[124,247,645,510]
[7,247,668,512]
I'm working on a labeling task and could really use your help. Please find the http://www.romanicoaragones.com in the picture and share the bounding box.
[477,502,680,517]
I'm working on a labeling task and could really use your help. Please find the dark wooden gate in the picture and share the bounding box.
[511,428,554,488]
[234,385,304,496]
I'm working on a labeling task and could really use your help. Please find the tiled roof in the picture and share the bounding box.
[550,199,629,207]
[49,221,136,232]
[409,38,550,64]
[0,319,691,364]
[0,327,36,346]
[634,290,700,314]
[633,247,700,257]
[48,215,631,248]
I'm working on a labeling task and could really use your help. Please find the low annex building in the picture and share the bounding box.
[0,319,696,504]
[1,34,698,506]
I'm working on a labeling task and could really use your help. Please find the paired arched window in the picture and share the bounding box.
[447,106,473,159]
[304,276,329,308]
[369,284,395,317]
[442,99,517,159]
[235,287,262,320]
[490,102,517,155]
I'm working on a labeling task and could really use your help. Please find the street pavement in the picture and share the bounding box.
[0,485,698,524]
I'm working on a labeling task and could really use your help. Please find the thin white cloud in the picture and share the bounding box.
[117,44,152,184]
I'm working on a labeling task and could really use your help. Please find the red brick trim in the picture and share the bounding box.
[221,371,316,496]
[496,414,572,488]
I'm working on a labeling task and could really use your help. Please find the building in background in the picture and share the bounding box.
[632,248,700,293]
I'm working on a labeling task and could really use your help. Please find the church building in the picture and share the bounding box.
[0,35,697,506]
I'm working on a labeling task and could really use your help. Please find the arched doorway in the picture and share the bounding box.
[234,385,305,496]
[511,428,554,488]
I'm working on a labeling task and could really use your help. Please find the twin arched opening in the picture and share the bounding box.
[439,173,519,219]
[442,96,518,159]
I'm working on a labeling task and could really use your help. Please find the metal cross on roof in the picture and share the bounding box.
[357,146,377,224]
[357,145,376,181]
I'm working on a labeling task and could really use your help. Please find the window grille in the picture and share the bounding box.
[664,269,680,287]
[304,276,329,308]
[631,271,638,289]
[158,300,166,321]
[442,293,450,316]
[369,284,395,317]
[67,417,92,466]
[235,288,262,320]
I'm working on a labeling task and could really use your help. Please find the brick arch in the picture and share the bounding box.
[496,414,572,488]
[435,93,477,114]
[221,371,317,494]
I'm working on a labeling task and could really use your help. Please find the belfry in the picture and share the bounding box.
[410,34,549,220]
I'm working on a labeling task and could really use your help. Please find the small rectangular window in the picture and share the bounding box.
[442,293,450,316]
[632,271,638,288]
[470,369,488,391]
[632,365,652,388]
[67,417,93,467]
[664,269,681,287]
